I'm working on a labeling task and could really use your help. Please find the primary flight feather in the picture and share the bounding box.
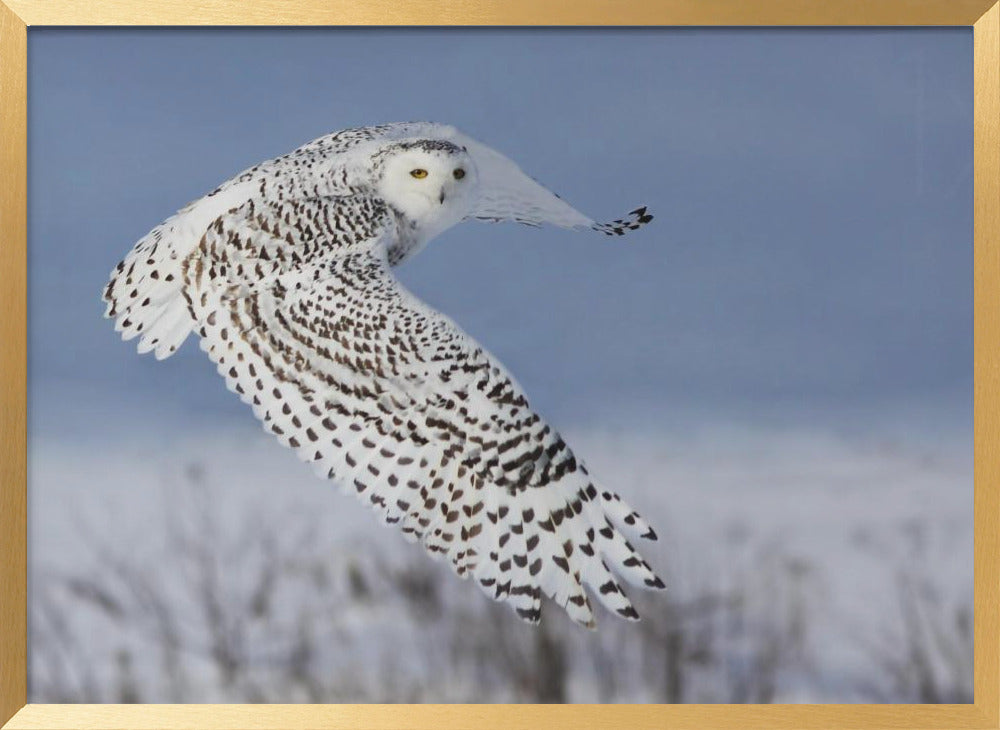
[103,122,661,627]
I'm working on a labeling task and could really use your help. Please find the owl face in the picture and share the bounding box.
[374,141,478,236]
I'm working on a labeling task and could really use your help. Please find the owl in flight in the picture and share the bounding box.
[104,122,662,627]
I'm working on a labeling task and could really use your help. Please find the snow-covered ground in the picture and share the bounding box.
[28,397,972,703]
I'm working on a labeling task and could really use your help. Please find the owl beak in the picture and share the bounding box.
[438,189,446,204]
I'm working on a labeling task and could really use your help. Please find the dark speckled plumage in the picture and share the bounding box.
[103,122,661,626]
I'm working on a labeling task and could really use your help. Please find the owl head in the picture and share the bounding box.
[373,139,478,234]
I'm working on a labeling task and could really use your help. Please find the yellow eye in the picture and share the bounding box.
[409,169,428,179]
[453,168,466,180]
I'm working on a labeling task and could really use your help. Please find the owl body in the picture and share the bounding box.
[105,122,660,627]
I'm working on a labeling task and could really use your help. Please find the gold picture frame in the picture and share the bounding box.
[2,1,998,727]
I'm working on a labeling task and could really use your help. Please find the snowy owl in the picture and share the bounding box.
[103,122,662,627]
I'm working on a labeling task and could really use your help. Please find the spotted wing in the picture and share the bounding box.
[183,195,664,627]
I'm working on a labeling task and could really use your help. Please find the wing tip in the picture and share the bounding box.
[592,205,654,237]
[645,574,667,591]
[616,604,642,621]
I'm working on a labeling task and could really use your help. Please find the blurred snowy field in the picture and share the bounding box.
[29,392,971,702]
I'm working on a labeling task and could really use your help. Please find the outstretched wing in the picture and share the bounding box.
[181,194,664,626]
[456,132,654,236]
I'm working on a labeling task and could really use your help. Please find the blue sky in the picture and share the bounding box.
[27,28,972,435]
